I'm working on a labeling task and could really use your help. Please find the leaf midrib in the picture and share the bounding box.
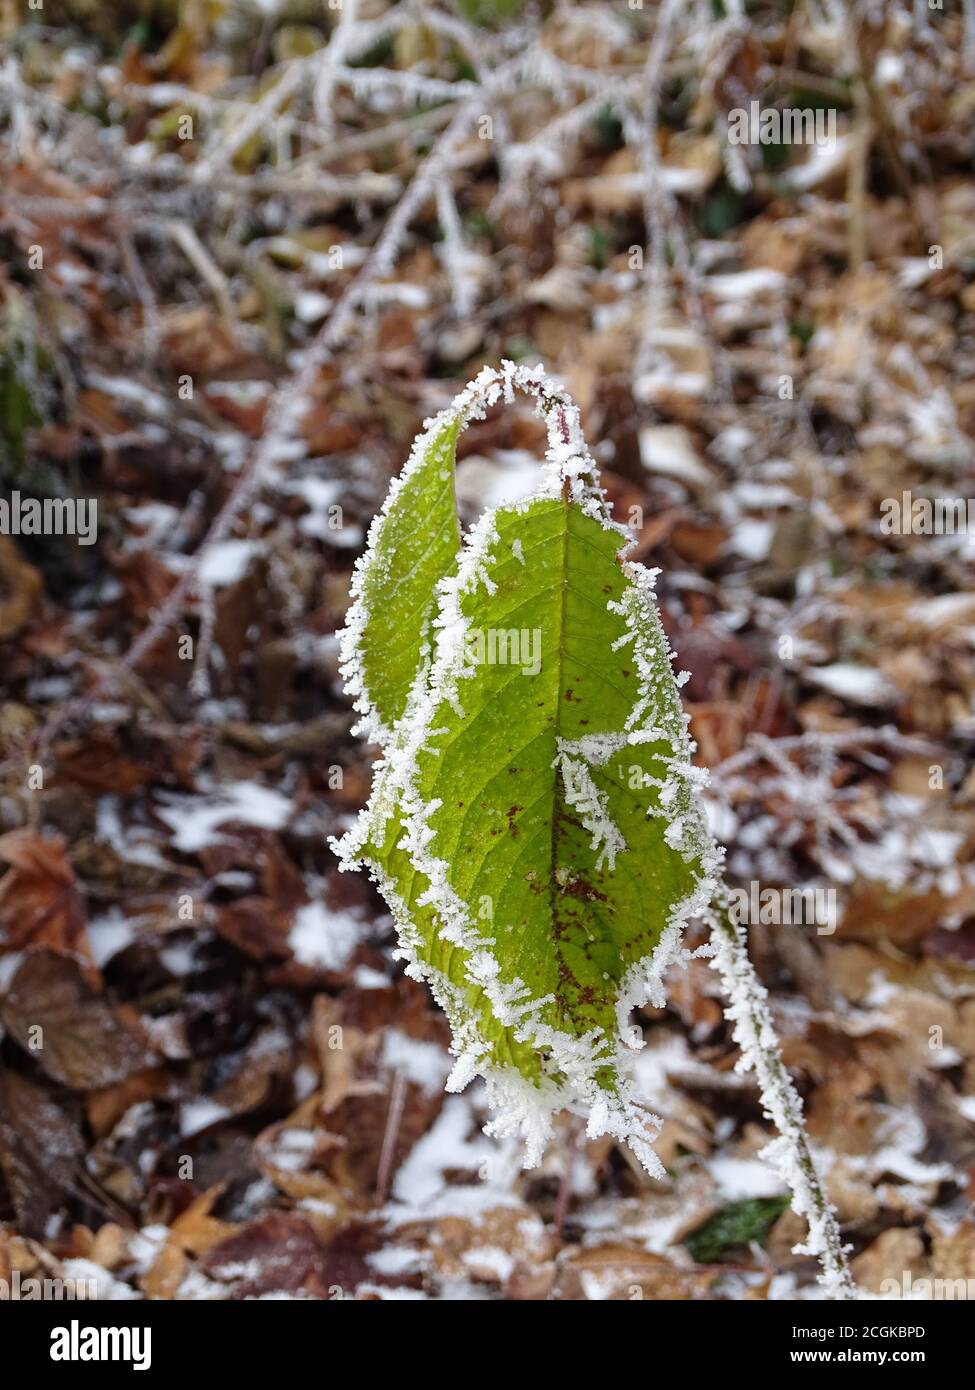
[548,494,576,1022]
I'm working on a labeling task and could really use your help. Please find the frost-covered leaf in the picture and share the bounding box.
[340,362,600,745]
[340,414,462,743]
[335,363,716,1174]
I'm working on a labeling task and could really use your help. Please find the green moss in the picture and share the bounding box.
[685,1195,790,1264]
[0,297,52,484]
[454,0,527,28]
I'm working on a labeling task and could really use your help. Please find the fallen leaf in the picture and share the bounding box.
[0,951,152,1089]
[0,1069,84,1234]
[851,1228,927,1294]
[0,829,91,961]
[198,1212,398,1299]
[555,1244,720,1301]
[0,538,42,641]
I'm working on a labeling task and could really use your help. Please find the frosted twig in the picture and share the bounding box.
[188,585,217,701]
[165,220,238,325]
[435,176,478,317]
[119,231,161,359]
[632,0,683,386]
[194,56,310,181]
[710,726,945,785]
[1,85,498,775]
[1,194,112,219]
[2,56,36,163]
[965,0,975,72]
[331,66,480,104]
[706,885,858,1298]
[313,0,365,132]
[289,103,457,167]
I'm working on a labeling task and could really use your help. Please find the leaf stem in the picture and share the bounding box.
[706,884,858,1299]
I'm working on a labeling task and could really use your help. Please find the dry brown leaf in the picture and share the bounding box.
[851,1228,928,1293]
[0,829,91,961]
[0,1069,84,1234]
[0,538,42,641]
[0,951,152,1089]
[555,1244,720,1301]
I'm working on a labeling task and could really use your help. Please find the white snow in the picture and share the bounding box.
[897,258,935,290]
[159,939,197,976]
[353,964,390,989]
[707,1155,788,1199]
[781,134,853,191]
[126,1225,170,1274]
[282,475,362,547]
[197,540,261,588]
[60,1259,142,1301]
[155,781,293,852]
[390,1095,501,1210]
[294,290,332,323]
[381,1029,452,1095]
[367,1246,427,1276]
[806,663,898,706]
[909,592,975,627]
[638,424,712,486]
[124,502,181,549]
[179,1098,231,1136]
[461,1246,515,1280]
[706,269,786,300]
[287,901,364,972]
[0,951,23,990]
[733,481,797,509]
[262,1128,317,1173]
[85,373,169,418]
[729,519,774,561]
[87,907,137,966]
[205,380,272,406]
[456,450,544,513]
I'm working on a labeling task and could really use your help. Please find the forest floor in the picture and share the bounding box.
[0,0,974,1300]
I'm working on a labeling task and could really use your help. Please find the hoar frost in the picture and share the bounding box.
[330,363,855,1296]
[333,363,716,1176]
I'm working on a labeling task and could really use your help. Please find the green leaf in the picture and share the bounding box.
[334,363,716,1172]
[340,413,462,742]
[340,365,583,743]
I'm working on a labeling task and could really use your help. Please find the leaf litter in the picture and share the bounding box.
[0,0,973,1300]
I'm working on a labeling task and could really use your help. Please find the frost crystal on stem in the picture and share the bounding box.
[707,888,858,1299]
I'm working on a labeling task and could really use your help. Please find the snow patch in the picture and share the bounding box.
[288,901,365,972]
[156,781,293,852]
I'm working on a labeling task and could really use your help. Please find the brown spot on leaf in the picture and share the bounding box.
[561,877,607,903]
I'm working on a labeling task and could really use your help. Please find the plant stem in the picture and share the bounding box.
[706,884,858,1299]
